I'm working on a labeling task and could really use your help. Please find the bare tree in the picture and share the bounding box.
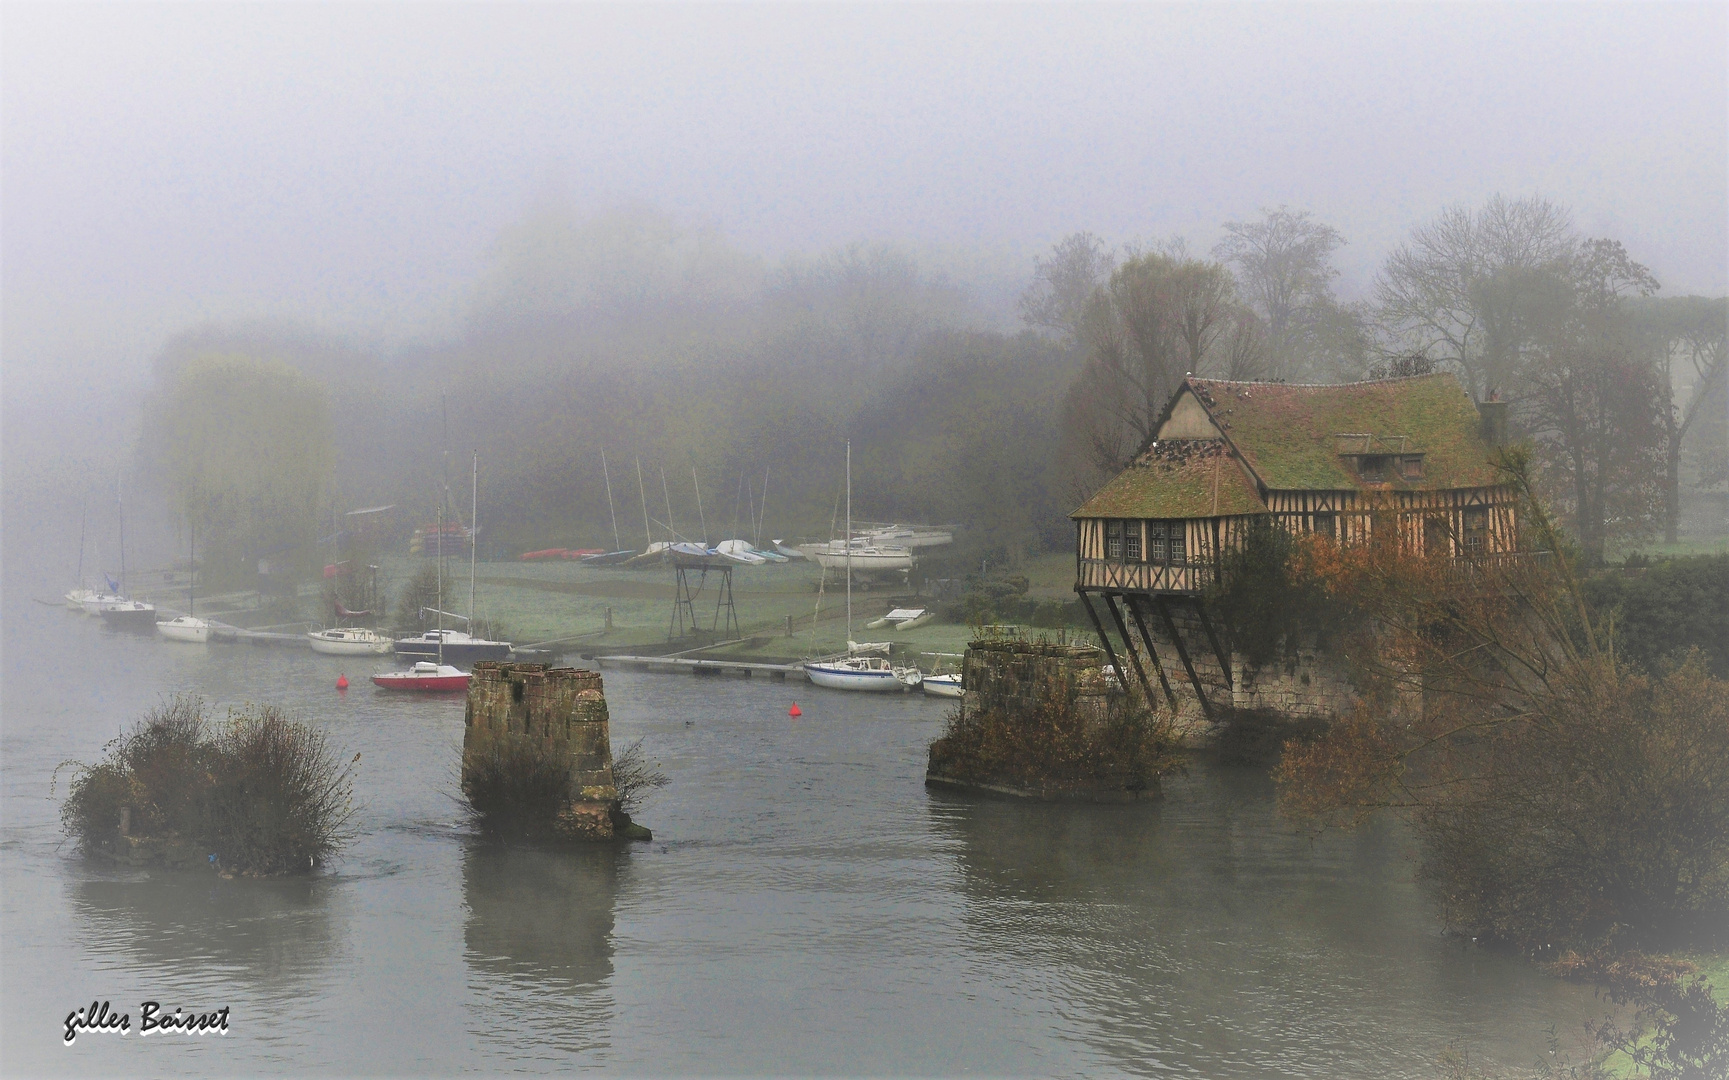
[1525,239,1664,562]
[1633,296,1728,542]
[1214,206,1359,379]
[1018,231,1116,345]
[1058,249,1239,498]
[1375,194,1578,400]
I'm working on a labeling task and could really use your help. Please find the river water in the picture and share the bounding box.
[1,571,1602,1077]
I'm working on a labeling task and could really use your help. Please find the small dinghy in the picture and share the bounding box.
[579,549,637,565]
[865,607,932,630]
[371,661,470,692]
[715,539,767,565]
[922,672,964,698]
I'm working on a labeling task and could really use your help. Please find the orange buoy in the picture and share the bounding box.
[788,703,802,718]
[336,674,349,691]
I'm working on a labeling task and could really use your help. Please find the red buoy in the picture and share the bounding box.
[336,674,349,691]
[788,703,802,718]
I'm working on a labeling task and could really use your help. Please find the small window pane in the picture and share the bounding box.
[1149,530,1166,563]
[1125,524,1142,562]
[1169,526,1186,564]
[1105,520,1122,560]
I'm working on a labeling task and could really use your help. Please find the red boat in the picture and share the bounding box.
[371,662,471,692]
[519,548,570,561]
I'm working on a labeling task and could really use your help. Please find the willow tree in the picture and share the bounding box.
[142,354,335,587]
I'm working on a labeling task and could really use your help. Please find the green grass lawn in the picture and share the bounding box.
[1609,535,1729,561]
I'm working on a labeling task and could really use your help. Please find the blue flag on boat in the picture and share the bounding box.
[104,573,120,593]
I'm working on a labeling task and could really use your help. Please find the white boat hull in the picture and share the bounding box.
[804,664,906,692]
[923,673,964,698]
[804,654,923,692]
[806,547,915,573]
[309,629,394,655]
[80,592,123,615]
[157,616,211,643]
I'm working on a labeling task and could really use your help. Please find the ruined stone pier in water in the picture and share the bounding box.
[462,662,622,839]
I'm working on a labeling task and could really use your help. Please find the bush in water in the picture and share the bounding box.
[60,696,358,875]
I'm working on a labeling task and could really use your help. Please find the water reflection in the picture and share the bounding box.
[930,766,1574,1079]
[460,839,619,1063]
[71,870,339,992]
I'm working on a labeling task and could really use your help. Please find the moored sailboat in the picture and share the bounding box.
[157,524,210,643]
[309,627,393,655]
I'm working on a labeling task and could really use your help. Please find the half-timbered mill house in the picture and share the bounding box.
[1071,372,1518,720]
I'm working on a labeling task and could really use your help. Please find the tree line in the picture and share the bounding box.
[136,195,1723,581]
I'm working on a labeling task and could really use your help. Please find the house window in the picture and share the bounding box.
[1463,507,1488,555]
[1400,456,1425,480]
[1105,519,1123,560]
[1360,456,1388,482]
[1125,522,1142,562]
[1146,521,1186,564]
[1313,512,1337,539]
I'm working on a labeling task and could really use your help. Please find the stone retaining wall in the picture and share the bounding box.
[1124,602,1358,722]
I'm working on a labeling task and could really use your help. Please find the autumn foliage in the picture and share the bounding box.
[1274,450,1729,951]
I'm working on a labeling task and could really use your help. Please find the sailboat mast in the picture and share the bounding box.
[602,450,621,551]
[77,499,87,588]
[636,457,652,548]
[758,467,769,548]
[661,468,675,542]
[439,398,447,666]
[437,455,447,668]
[469,451,478,631]
[845,441,851,641]
[117,476,127,598]
[189,521,195,617]
[693,467,707,546]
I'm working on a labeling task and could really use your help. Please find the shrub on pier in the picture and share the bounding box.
[928,640,1182,800]
[60,696,357,875]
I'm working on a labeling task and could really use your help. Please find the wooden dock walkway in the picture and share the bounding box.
[597,654,806,680]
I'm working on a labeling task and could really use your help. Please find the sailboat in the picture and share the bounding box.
[64,500,103,609]
[157,523,211,643]
[802,443,922,693]
[98,481,157,629]
[375,453,471,692]
[392,453,511,664]
[579,450,635,564]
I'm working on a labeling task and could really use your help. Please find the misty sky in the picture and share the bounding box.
[4,2,1725,398]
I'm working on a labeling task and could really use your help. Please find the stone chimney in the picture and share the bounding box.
[1478,394,1508,447]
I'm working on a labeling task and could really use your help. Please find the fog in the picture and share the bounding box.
[3,2,1725,570]
[6,4,1724,390]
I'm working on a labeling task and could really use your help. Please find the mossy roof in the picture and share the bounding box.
[1071,373,1504,520]
[1072,438,1268,520]
[1186,373,1500,491]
